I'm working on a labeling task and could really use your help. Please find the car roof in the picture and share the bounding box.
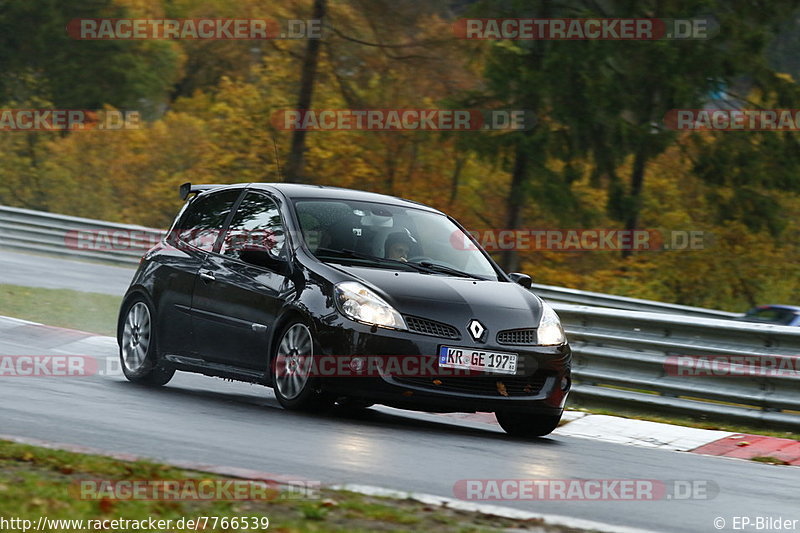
[751,304,800,312]
[243,183,442,214]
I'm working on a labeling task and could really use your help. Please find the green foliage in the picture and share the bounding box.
[1,0,800,311]
[0,0,181,113]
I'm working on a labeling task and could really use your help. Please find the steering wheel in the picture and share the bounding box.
[408,256,433,264]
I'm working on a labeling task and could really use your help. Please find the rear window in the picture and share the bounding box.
[176,189,241,252]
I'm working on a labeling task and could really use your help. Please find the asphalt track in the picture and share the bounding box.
[0,250,134,295]
[1,250,798,532]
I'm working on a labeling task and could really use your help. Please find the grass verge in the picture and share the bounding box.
[0,284,119,336]
[0,440,591,533]
[751,456,791,465]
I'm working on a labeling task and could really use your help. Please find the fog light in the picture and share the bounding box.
[350,357,366,373]
[560,376,571,391]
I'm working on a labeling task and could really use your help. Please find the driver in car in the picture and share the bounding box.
[384,231,414,262]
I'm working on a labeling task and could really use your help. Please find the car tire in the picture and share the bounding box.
[271,320,334,412]
[118,296,175,386]
[495,411,562,437]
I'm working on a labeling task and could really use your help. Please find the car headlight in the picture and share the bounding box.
[537,301,565,345]
[334,281,407,330]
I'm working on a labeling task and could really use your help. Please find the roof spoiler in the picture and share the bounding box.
[179,182,225,201]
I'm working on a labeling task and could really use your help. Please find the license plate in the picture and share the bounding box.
[438,346,518,375]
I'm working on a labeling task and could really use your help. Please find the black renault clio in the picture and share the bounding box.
[117,183,572,436]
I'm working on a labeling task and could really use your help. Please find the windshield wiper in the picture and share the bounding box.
[314,248,418,270]
[416,261,487,280]
[314,248,487,279]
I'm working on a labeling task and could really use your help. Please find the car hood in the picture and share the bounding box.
[333,265,543,331]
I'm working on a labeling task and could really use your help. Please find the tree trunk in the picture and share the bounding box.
[284,0,327,183]
[501,145,528,272]
[622,144,648,258]
[449,154,465,205]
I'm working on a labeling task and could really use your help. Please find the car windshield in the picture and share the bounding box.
[293,199,499,280]
[742,307,798,325]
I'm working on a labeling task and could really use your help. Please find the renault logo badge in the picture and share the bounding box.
[468,319,486,342]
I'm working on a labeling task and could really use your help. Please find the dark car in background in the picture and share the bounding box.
[737,305,800,326]
[117,183,572,437]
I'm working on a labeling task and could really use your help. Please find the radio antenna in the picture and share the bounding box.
[271,134,284,181]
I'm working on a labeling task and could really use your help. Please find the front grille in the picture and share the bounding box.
[394,375,548,397]
[497,328,537,345]
[405,316,460,339]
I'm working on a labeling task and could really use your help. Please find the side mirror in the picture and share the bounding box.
[508,272,532,289]
[239,246,289,274]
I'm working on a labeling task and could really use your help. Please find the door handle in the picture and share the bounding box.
[199,270,216,282]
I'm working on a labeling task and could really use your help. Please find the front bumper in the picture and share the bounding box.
[314,317,571,415]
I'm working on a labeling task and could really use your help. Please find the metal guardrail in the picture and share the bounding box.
[5,205,795,428]
[0,205,163,266]
[556,303,800,430]
[533,283,742,319]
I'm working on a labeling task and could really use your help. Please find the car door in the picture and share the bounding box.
[190,190,294,369]
[156,188,242,357]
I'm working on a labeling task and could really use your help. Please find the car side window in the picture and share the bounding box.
[220,192,286,260]
[176,189,241,252]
